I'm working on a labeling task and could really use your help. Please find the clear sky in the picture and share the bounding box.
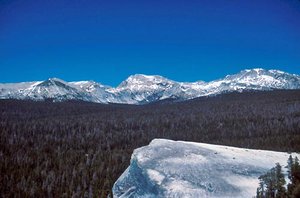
[1,0,300,86]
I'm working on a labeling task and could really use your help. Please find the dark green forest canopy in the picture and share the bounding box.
[0,90,300,197]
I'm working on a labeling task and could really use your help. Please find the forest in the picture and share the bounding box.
[0,90,300,197]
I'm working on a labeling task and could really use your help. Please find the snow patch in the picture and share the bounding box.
[147,169,165,185]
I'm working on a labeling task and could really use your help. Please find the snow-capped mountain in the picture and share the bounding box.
[0,78,92,102]
[112,74,182,104]
[0,68,299,104]
[25,78,93,101]
[113,139,300,198]
[68,80,116,103]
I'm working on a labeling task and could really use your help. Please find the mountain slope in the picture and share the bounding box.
[0,78,93,102]
[111,74,181,104]
[24,78,93,101]
[0,68,299,104]
[113,139,300,198]
[69,80,115,103]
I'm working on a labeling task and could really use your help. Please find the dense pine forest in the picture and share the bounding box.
[0,90,300,197]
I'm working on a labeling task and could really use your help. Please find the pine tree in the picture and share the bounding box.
[291,157,300,197]
[292,184,300,198]
[287,156,300,197]
[256,163,286,198]
[293,157,300,183]
[287,155,295,197]
[275,163,286,198]
[256,179,265,198]
[287,155,293,181]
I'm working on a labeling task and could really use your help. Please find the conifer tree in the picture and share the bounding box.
[275,163,286,198]
[291,157,300,197]
[287,155,295,197]
[287,156,300,197]
[256,163,286,198]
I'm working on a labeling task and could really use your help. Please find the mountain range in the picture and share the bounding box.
[1,68,300,104]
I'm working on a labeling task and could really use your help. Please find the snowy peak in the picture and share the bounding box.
[113,74,178,104]
[124,74,168,82]
[113,139,300,198]
[126,74,170,83]
[222,68,300,89]
[69,80,110,92]
[0,68,299,104]
[226,68,295,80]
[224,68,276,81]
[117,74,174,90]
[20,78,91,102]
[36,78,68,88]
[69,81,115,103]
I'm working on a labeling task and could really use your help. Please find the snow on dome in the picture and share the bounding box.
[112,139,299,198]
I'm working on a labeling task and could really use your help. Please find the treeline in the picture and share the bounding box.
[256,155,300,198]
[0,90,300,197]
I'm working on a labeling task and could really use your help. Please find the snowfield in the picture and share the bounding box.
[112,139,299,198]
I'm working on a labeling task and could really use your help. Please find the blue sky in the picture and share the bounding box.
[1,0,300,86]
